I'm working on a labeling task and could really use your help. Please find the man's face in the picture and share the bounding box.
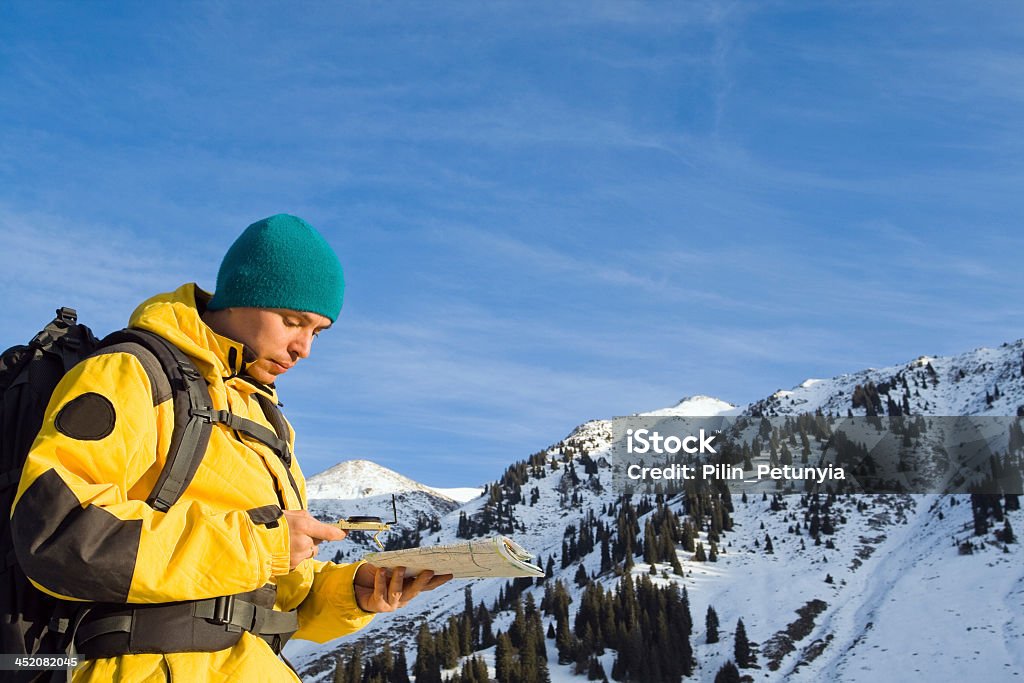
[211,307,332,384]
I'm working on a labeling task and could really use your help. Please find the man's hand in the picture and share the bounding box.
[354,564,453,613]
[283,510,347,570]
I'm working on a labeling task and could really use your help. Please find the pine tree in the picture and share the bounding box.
[464,585,474,619]
[333,656,347,683]
[460,612,474,655]
[644,520,658,565]
[476,603,495,648]
[715,660,742,683]
[495,632,518,683]
[556,609,577,664]
[520,629,541,683]
[735,618,754,668]
[575,563,589,587]
[414,622,441,683]
[442,617,460,668]
[472,656,489,683]
[764,533,774,554]
[706,605,720,644]
[670,548,684,575]
[680,520,695,552]
[346,646,363,683]
[394,645,412,683]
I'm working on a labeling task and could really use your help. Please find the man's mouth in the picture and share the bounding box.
[271,360,294,372]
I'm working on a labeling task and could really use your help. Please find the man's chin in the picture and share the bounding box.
[246,363,283,385]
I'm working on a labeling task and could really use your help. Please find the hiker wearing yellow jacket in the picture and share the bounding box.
[11,215,449,681]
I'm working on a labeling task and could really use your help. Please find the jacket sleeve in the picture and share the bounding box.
[10,352,291,604]
[274,560,375,643]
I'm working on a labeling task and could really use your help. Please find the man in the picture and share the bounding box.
[11,214,449,681]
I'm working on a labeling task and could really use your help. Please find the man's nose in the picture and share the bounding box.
[291,331,314,359]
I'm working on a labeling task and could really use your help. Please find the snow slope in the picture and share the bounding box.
[290,339,1024,682]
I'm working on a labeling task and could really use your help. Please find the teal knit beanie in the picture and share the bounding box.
[208,214,345,321]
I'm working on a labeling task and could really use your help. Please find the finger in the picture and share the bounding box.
[355,585,382,614]
[308,518,348,543]
[424,573,454,590]
[354,562,379,588]
[288,511,346,541]
[406,569,436,591]
[388,566,405,608]
[397,570,434,606]
[368,564,390,611]
[399,572,452,606]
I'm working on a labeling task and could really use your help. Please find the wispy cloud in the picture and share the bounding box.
[0,206,221,334]
[2,1,1022,485]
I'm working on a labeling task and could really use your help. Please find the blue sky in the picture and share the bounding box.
[2,2,1022,487]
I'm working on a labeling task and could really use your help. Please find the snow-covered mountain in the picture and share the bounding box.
[289,340,1024,682]
[640,395,740,417]
[750,339,1024,418]
[307,459,459,500]
[305,460,472,558]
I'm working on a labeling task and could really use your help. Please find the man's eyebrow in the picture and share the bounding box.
[296,311,331,330]
[280,310,332,329]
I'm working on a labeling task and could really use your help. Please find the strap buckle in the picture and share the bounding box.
[55,307,78,326]
[193,408,231,424]
[49,615,72,635]
[208,595,235,626]
[178,362,202,382]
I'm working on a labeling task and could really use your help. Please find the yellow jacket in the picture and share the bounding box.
[11,283,373,682]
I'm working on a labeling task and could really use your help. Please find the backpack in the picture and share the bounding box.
[0,307,295,681]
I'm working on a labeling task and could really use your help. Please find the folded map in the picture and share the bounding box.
[362,536,544,579]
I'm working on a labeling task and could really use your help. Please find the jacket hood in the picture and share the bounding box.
[128,283,277,399]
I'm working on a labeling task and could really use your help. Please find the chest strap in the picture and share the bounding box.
[73,589,298,659]
[192,408,292,466]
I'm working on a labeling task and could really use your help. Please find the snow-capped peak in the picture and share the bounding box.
[306,459,456,501]
[642,394,738,417]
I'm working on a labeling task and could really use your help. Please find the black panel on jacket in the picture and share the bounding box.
[246,505,283,528]
[54,392,116,441]
[11,468,141,603]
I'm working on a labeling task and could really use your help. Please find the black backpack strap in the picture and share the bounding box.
[73,585,298,658]
[95,329,215,513]
[96,329,300,510]
[254,394,290,446]
[252,393,303,508]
